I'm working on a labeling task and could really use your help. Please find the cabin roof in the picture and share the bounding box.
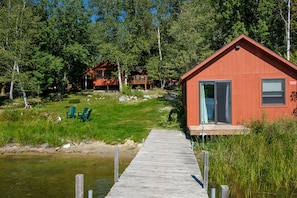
[180,34,297,82]
[83,60,117,75]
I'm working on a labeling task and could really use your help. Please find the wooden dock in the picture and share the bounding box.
[105,129,208,198]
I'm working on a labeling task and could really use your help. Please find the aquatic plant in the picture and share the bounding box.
[198,118,297,197]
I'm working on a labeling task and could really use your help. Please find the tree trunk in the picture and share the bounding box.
[124,71,128,86]
[9,68,15,100]
[14,61,28,107]
[279,0,291,60]
[287,0,290,61]
[116,60,122,92]
[157,25,165,89]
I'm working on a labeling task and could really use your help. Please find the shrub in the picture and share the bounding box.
[133,86,144,98]
[68,99,80,104]
[122,85,133,96]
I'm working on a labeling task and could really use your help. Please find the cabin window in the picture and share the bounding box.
[95,70,103,79]
[262,79,285,105]
[104,70,112,79]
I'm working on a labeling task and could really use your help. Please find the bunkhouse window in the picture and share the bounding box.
[262,79,285,105]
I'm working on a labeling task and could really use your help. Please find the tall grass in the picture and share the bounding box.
[0,91,177,146]
[198,118,297,197]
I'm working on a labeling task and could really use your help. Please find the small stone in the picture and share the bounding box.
[62,143,71,148]
[41,143,49,149]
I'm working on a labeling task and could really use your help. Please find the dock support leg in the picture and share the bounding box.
[114,145,119,183]
[220,185,229,198]
[75,174,84,198]
[203,151,209,190]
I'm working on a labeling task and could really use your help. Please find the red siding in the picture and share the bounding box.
[183,35,297,128]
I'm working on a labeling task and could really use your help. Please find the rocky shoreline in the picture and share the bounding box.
[0,140,141,159]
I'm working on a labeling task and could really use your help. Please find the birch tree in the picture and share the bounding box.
[0,0,40,106]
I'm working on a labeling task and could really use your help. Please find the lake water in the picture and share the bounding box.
[0,154,131,198]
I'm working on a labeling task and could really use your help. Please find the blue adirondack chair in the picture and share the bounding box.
[78,107,88,118]
[80,109,92,122]
[66,106,76,118]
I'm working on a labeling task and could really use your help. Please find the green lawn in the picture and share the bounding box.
[0,90,180,146]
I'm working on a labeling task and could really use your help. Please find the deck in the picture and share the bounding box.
[188,124,248,136]
[105,129,208,198]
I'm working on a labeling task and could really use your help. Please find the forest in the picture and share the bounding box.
[0,0,296,102]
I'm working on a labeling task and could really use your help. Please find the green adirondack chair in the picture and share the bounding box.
[78,107,88,118]
[66,106,76,118]
[80,109,92,122]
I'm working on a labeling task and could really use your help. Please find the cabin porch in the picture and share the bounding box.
[188,124,248,136]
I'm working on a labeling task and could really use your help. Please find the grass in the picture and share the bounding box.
[0,89,181,146]
[195,117,297,197]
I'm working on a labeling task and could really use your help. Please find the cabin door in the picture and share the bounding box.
[200,81,231,124]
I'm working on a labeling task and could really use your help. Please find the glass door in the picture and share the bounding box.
[200,81,231,124]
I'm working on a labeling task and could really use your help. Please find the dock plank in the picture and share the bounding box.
[105,129,208,198]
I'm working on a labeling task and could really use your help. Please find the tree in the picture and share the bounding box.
[34,0,93,95]
[0,0,40,106]
[290,0,297,64]
[91,0,156,91]
[167,0,215,76]
[146,0,186,88]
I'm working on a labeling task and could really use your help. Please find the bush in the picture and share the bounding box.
[122,85,133,96]
[122,86,144,98]
[68,99,80,104]
[134,86,144,98]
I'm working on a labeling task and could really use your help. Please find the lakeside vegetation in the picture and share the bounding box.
[1,88,297,197]
[0,89,180,146]
[196,117,297,197]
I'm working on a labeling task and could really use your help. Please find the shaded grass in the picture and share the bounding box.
[0,91,177,146]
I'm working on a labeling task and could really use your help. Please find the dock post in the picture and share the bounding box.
[114,145,119,183]
[211,185,216,198]
[203,151,209,190]
[201,122,205,149]
[88,190,93,198]
[75,174,84,198]
[220,185,229,198]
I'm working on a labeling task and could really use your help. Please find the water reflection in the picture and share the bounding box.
[0,154,130,198]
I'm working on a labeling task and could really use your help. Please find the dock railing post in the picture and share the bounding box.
[88,189,93,198]
[220,185,229,198]
[203,151,209,190]
[75,174,84,198]
[211,185,216,198]
[114,145,119,183]
[201,121,205,149]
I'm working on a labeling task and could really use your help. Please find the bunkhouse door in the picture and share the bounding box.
[200,81,231,124]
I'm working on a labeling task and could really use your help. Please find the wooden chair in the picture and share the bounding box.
[78,107,88,118]
[66,106,76,118]
[80,109,92,122]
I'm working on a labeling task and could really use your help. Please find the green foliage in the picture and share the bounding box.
[133,87,144,98]
[0,0,293,98]
[122,86,144,98]
[167,0,215,77]
[0,0,41,99]
[198,118,297,197]
[68,99,81,104]
[122,86,133,96]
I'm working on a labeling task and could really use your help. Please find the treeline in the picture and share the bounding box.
[0,0,296,101]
